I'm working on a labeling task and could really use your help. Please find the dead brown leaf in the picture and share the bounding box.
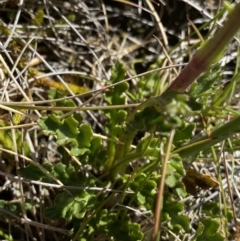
[182,169,219,195]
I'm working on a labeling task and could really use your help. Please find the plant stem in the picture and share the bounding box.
[167,2,240,92]
[174,115,240,158]
[152,129,175,241]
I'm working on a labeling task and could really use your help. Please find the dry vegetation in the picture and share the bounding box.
[0,0,240,241]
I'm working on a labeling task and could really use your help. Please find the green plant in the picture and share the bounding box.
[0,1,240,241]
[17,61,229,240]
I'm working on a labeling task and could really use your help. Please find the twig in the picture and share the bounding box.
[152,129,176,241]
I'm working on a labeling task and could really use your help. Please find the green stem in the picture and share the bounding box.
[174,115,240,157]
[111,96,168,177]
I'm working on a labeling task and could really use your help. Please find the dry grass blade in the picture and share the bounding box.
[152,129,175,241]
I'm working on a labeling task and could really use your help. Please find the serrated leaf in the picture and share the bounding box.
[144,180,157,193]
[109,62,126,84]
[167,156,185,175]
[70,147,89,156]
[48,88,61,99]
[44,192,75,220]
[163,198,190,232]
[141,180,157,195]
[73,113,83,123]
[166,156,185,188]
[18,163,47,181]
[165,173,181,187]
[44,191,94,221]
[174,183,187,197]
[90,136,102,154]
[130,173,148,194]
[202,202,220,217]
[136,136,160,158]
[38,114,62,135]
[76,124,93,148]
[104,62,128,107]
[174,124,195,142]
[194,218,225,241]
[56,115,79,145]
[53,162,70,180]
